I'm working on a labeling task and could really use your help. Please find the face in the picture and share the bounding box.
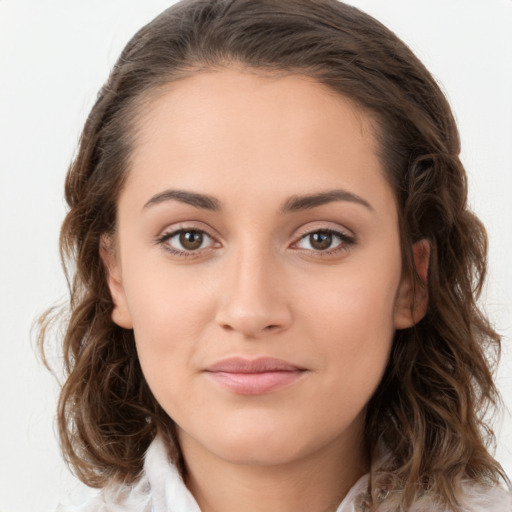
[104,69,423,470]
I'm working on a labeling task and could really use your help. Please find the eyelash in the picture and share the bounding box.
[155,226,356,258]
[155,227,217,258]
[292,229,356,257]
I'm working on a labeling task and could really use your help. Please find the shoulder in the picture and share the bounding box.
[360,477,512,512]
[56,434,199,512]
[458,481,512,512]
[401,481,512,512]
[55,479,151,512]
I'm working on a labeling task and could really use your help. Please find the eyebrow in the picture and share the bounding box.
[281,189,374,213]
[143,188,373,213]
[143,189,221,211]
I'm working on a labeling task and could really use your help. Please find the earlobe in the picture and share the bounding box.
[99,235,133,329]
[394,239,430,330]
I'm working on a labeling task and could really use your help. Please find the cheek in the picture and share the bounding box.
[120,257,217,398]
[297,247,402,380]
[304,259,401,338]
[122,234,216,335]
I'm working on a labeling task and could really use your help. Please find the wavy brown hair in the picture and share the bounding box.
[39,0,508,509]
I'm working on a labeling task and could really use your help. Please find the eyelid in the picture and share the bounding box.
[292,222,355,242]
[290,223,356,256]
[157,218,221,236]
[155,222,221,256]
[154,221,356,258]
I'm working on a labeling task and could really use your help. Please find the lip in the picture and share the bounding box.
[204,357,308,395]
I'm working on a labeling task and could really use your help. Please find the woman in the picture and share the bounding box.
[40,0,511,510]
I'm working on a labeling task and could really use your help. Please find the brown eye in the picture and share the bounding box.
[309,231,332,250]
[179,230,204,250]
[162,229,214,253]
[294,229,355,254]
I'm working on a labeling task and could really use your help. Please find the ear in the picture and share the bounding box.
[393,239,430,330]
[99,235,133,329]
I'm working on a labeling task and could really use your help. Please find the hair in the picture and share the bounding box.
[39,0,507,510]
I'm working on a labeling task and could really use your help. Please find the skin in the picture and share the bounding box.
[102,69,427,512]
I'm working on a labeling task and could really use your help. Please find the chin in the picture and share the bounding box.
[200,416,335,467]
[215,435,312,467]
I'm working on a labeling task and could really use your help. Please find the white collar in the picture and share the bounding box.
[60,434,512,512]
[136,435,369,512]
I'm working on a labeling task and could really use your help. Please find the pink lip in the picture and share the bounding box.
[204,357,307,395]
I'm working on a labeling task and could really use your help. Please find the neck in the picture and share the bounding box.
[179,419,368,512]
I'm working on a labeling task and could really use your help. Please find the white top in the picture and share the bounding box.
[58,434,512,512]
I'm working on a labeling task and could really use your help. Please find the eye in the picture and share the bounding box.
[294,229,355,254]
[158,228,215,254]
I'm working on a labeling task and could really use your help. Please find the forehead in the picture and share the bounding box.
[134,68,376,154]
[123,69,393,214]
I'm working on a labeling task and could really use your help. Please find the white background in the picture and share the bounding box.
[1,1,511,510]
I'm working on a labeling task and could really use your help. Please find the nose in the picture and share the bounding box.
[215,246,293,339]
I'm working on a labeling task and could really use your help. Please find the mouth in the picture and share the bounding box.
[203,357,308,395]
